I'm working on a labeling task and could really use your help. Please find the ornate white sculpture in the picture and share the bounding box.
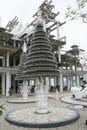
[20,81,30,100]
[71,87,82,93]
[73,85,87,99]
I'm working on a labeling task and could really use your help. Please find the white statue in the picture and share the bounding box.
[20,81,30,100]
[73,85,87,99]
[22,41,27,53]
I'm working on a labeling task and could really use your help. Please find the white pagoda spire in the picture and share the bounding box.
[22,41,27,53]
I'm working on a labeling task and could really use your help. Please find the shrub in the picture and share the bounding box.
[0,104,5,115]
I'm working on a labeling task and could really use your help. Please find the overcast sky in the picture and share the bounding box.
[0,0,87,53]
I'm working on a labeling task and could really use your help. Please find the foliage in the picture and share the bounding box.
[65,0,87,23]
[0,104,5,115]
[80,77,87,89]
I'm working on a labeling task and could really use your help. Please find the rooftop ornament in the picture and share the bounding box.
[22,41,27,53]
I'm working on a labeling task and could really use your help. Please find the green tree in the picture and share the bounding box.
[65,0,87,23]
[0,104,5,115]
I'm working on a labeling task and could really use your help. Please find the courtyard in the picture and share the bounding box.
[0,92,87,130]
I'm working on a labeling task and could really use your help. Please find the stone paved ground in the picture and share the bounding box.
[0,92,87,130]
[59,95,87,107]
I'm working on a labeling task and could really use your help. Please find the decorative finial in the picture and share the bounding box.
[37,8,43,24]
[36,8,46,31]
[22,41,27,53]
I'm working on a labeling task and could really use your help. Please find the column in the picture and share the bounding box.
[56,76,58,85]
[13,56,16,66]
[49,77,51,92]
[54,77,57,89]
[6,71,11,96]
[75,61,79,87]
[2,73,5,95]
[58,45,61,63]
[76,74,80,87]
[6,51,9,67]
[70,76,73,90]
[57,22,63,92]
[12,75,16,93]
[59,69,63,92]
[58,46,63,92]
[67,76,70,91]
[2,54,5,66]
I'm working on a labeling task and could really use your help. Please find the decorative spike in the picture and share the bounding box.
[22,41,27,53]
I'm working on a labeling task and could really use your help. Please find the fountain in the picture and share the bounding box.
[5,0,80,129]
[35,77,48,114]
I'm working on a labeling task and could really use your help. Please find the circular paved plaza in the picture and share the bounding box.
[7,96,36,104]
[5,106,79,128]
[60,95,87,107]
[0,92,87,130]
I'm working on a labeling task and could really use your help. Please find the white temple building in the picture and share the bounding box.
[0,0,87,96]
